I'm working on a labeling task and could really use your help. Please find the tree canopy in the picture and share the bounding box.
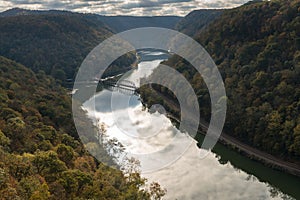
[0,56,163,199]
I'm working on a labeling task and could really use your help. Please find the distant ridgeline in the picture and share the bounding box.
[0,8,182,84]
[94,15,181,33]
[0,11,136,82]
[0,8,182,33]
[174,9,223,37]
[141,0,300,162]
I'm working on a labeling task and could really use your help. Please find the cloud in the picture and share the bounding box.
[0,0,249,16]
[120,0,193,10]
[199,0,249,8]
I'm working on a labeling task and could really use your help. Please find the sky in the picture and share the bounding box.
[0,0,250,16]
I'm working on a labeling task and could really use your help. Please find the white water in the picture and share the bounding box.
[83,51,292,200]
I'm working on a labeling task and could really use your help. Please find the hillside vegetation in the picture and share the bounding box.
[0,8,181,33]
[175,9,223,37]
[0,56,162,199]
[0,9,183,83]
[142,0,300,162]
[0,13,135,82]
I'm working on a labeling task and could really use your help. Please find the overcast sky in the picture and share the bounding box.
[0,0,250,16]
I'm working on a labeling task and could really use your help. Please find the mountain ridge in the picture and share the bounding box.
[0,8,184,82]
[0,8,182,32]
[0,12,125,82]
[175,9,223,36]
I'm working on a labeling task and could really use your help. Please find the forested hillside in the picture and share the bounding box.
[142,0,300,162]
[0,56,160,199]
[0,12,136,82]
[0,8,72,17]
[0,9,183,83]
[175,9,223,37]
[0,8,181,33]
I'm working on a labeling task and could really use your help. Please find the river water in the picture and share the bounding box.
[83,50,300,200]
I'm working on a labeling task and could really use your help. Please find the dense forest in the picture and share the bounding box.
[141,0,300,163]
[0,8,182,33]
[0,10,183,84]
[0,56,166,199]
[174,9,223,37]
[0,13,136,82]
[0,8,74,17]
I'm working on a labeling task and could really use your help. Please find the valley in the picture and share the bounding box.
[0,0,300,199]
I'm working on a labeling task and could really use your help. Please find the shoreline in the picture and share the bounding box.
[140,86,300,178]
[89,51,300,178]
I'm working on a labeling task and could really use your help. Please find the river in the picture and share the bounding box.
[83,50,300,200]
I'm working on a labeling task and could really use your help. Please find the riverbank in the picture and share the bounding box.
[82,49,300,199]
[139,86,300,178]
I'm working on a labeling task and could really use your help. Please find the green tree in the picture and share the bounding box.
[0,130,10,149]
[56,144,75,167]
[32,150,67,177]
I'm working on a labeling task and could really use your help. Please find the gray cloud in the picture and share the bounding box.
[0,0,249,16]
[2,0,41,5]
[199,0,249,8]
[120,0,193,10]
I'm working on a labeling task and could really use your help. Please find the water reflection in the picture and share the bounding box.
[83,50,296,200]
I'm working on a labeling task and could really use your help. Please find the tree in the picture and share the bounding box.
[19,175,50,200]
[149,182,167,200]
[0,167,9,190]
[59,170,92,198]
[56,144,75,167]
[32,150,67,177]
[0,130,10,149]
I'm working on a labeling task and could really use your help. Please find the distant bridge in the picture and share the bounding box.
[102,80,137,95]
[66,79,138,95]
